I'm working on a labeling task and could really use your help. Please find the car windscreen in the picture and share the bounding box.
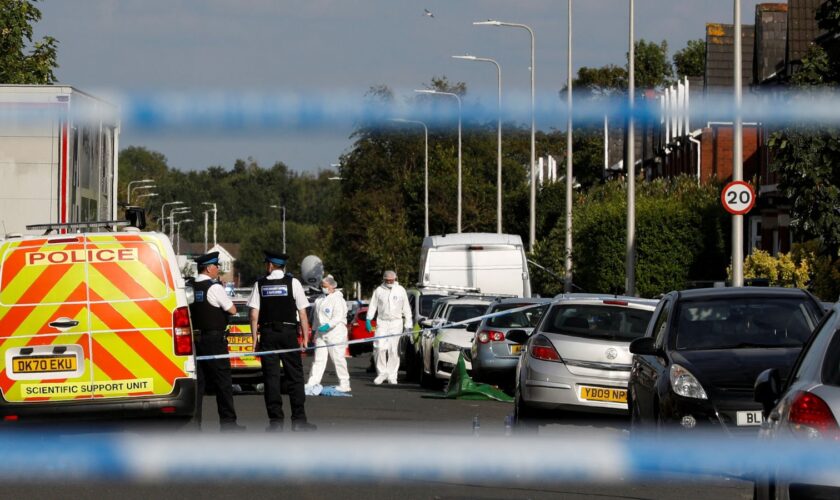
[541,304,653,341]
[486,303,548,329]
[228,304,250,325]
[674,297,822,350]
[420,295,444,317]
[446,304,488,325]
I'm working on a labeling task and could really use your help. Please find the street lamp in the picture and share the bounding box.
[474,19,536,249]
[391,118,429,237]
[128,183,156,204]
[732,0,744,287]
[269,205,286,253]
[415,89,462,233]
[453,54,503,234]
[126,179,153,204]
[565,0,574,294]
[135,192,158,203]
[169,207,191,242]
[160,201,184,233]
[201,202,217,249]
[174,219,193,255]
[626,0,637,296]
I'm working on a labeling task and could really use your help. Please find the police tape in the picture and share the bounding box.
[195,302,544,361]
[0,429,838,486]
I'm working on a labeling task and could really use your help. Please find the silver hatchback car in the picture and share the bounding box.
[469,297,551,387]
[753,301,840,499]
[509,295,657,423]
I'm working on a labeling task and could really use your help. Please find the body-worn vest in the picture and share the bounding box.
[257,274,298,326]
[189,279,228,331]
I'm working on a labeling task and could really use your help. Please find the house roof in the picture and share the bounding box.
[755,3,789,83]
[705,23,756,91]
[786,0,827,72]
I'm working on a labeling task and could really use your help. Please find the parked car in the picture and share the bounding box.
[469,297,552,388]
[753,301,840,499]
[400,288,450,380]
[348,305,376,356]
[628,287,825,437]
[509,295,658,423]
[418,296,493,388]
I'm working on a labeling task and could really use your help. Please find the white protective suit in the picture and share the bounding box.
[307,289,350,391]
[366,282,412,383]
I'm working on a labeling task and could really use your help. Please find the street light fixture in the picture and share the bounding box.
[126,179,153,204]
[128,183,156,204]
[174,219,193,255]
[453,54,503,234]
[135,192,158,202]
[160,201,184,233]
[474,19,536,250]
[269,205,286,254]
[169,208,191,242]
[391,118,429,237]
[201,202,217,249]
[415,89,462,233]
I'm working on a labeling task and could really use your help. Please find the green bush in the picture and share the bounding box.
[534,176,729,298]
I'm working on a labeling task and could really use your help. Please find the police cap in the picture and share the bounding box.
[194,251,220,266]
[264,250,289,266]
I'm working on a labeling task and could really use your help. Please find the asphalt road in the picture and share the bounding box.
[4,353,754,499]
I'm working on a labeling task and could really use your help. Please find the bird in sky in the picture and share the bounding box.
[423,8,434,18]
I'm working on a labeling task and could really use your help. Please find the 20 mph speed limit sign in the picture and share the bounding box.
[721,181,756,215]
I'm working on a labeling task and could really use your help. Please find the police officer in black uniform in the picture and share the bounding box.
[248,251,316,432]
[190,252,244,432]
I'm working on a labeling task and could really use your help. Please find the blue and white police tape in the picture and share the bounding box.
[0,430,838,485]
[195,302,543,361]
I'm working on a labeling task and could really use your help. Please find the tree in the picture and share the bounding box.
[0,0,58,84]
[570,65,627,96]
[631,39,673,89]
[673,39,706,78]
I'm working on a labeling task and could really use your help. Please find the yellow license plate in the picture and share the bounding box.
[12,355,77,374]
[510,344,523,354]
[227,335,252,344]
[580,386,627,403]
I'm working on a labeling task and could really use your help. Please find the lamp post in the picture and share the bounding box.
[452,54,503,234]
[160,201,183,233]
[269,205,286,253]
[169,208,191,242]
[174,219,193,255]
[126,179,153,204]
[626,0,636,296]
[474,20,535,249]
[564,0,574,294]
[135,192,158,203]
[128,183,156,204]
[415,89,462,233]
[391,118,429,237]
[732,0,744,287]
[201,202,217,249]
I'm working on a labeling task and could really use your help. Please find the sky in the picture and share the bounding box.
[35,0,768,174]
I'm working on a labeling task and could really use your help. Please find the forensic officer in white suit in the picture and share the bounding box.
[366,270,412,384]
[306,275,351,392]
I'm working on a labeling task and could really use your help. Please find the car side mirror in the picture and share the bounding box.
[466,322,478,333]
[754,368,781,417]
[506,329,529,344]
[629,337,660,356]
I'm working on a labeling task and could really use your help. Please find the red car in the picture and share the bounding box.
[348,305,376,356]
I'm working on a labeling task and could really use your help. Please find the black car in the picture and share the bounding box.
[628,287,825,436]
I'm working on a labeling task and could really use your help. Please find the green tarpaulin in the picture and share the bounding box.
[423,353,513,402]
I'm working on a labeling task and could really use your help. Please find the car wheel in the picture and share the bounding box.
[513,384,539,433]
[419,362,439,389]
[628,391,648,439]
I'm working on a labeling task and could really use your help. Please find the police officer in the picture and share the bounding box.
[248,251,316,432]
[190,252,244,432]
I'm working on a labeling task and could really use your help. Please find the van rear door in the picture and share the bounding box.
[0,236,93,403]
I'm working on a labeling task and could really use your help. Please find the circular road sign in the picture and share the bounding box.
[721,180,756,215]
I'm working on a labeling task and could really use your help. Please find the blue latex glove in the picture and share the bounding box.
[366,319,373,332]
[317,323,330,333]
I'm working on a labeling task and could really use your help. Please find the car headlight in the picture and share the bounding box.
[669,364,708,399]
[438,342,461,353]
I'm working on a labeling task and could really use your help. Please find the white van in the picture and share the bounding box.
[418,233,531,297]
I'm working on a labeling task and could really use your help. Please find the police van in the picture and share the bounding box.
[0,221,196,422]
